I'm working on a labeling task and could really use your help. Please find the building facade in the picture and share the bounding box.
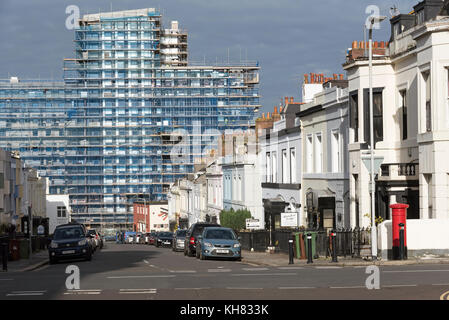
[298,79,350,231]
[0,8,260,229]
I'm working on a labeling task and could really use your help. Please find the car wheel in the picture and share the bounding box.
[188,248,194,257]
[49,257,57,264]
[200,250,206,260]
[85,251,92,261]
[184,248,187,256]
[196,247,200,259]
[235,257,242,262]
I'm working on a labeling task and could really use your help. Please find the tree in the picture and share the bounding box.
[219,208,252,232]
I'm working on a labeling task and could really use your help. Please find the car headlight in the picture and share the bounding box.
[204,242,213,248]
[50,241,58,249]
[78,239,87,246]
[233,243,241,248]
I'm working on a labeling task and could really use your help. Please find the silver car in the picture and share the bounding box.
[172,229,187,252]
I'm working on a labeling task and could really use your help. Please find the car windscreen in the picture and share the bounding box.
[204,229,236,240]
[54,227,85,240]
[159,232,173,237]
[176,230,187,237]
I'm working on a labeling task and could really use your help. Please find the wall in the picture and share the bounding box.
[46,195,70,234]
[378,219,449,259]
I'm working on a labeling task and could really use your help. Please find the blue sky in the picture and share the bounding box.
[0,0,414,113]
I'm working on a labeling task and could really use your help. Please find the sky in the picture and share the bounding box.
[0,0,415,114]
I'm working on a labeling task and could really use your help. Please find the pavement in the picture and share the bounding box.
[0,250,49,273]
[241,249,449,267]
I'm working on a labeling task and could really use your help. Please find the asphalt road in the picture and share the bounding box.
[1,243,449,300]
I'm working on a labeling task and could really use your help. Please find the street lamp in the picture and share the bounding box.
[368,15,387,260]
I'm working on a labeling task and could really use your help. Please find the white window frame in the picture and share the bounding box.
[314,132,323,173]
[331,130,341,173]
[290,147,296,183]
[282,149,288,183]
[306,134,313,173]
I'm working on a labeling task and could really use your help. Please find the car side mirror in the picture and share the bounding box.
[198,235,203,240]
[238,237,241,241]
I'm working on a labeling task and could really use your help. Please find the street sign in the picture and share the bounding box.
[246,219,260,230]
[361,154,384,174]
[37,225,45,235]
[281,212,298,227]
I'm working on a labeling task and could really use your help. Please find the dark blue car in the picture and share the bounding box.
[49,223,93,264]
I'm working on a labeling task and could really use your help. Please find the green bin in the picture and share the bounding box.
[19,239,30,259]
[303,232,318,259]
[293,232,302,258]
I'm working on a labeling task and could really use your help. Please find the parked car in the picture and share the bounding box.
[184,222,220,257]
[48,223,93,264]
[172,229,187,252]
[135,232,145,244]
[196,227,241,261]
[104,234,116,242]
[124,231,136,244]
[87,229,101,251]
[156,231,174,247]
[144,233,151,244]
[97,232,104,249]
[148,232,158,245]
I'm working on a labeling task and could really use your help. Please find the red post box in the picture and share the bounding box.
[390,203,408,260]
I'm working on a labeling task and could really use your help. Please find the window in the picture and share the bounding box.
[314,133,322,173]
[290,148,296,183]
[57,206,67,218]
[282,149,288,183]
[272,152,277,183]
[266,152,271,183]
[306,135,313,173]
[424,72,431,132]
[331,131,340,173]
[400,90,407,140]
[350,93,359,142]
[363,88,383,146]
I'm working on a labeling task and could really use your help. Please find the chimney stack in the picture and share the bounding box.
[290,97,294,103]
[304,74,309,84]
[339,74,344,80]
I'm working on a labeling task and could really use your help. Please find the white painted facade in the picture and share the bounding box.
[46,194,71,234]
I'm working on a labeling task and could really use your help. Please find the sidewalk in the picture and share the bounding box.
[0,250,49,273]
[241,250,449,267]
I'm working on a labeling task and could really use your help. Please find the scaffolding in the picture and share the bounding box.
[0,8,260,229]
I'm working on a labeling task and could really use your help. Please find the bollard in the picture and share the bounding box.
[399,223,405,260]
[306,233,313,264]
[288,236,294,265]
[331,231,338,263]
[2,243,7,271]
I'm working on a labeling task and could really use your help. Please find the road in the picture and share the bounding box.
[1,243,449,300]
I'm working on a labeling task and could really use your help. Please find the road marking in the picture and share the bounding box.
[232,273,297,277]
[208,268,231,273]
[107,275,175,279]
[432,283,449,286]
[278,287,316,290]
[143,260,149,264]
[440,291,449,300]
[64,289,102,295]
[383,269,449,273]
[6,292,45,297]
[315,266,343,269]
[226,287,263,290]
[119,289,156,294]
[242,267,269,271]
[277,267,304,270]
[174,287,211,290]
[10,290,47,294]
[169,270,197,273]
[329,286,366,289]
[382,284,417,288]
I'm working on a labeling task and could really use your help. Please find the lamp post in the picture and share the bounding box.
[368,15,386,260]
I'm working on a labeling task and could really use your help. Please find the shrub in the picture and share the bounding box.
[219,208,252,232]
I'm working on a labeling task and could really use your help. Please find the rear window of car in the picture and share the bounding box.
[54,227,85,240]
[159,232,173,237]
[193,224,216,236]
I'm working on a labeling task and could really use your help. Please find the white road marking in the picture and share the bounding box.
[232,273,297,277]
[11,290,46,294]
[169,270,197,273]
[432,283,449,286]
[278,287,316,290]
[7,292,45,296]
[107,275,175,279]
[315,266,343,269]
[119,289,156,294]
[208,268,232,273]
[143,260,149,264]
[382,284,417,288]
[277,267,304,270]
[383,269,449,273]
[226,287,263,290]
[174,287,211,290]
[242,267,269,271]
[329,286,366,289]
[64,289,102,295]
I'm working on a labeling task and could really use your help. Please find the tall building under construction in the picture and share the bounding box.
[0,8,260,229]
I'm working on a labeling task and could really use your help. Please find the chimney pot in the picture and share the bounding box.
[284,97,289,105]
[352,41,358,49]
[290,97,294,103]
[274,106,278,114]
[304,74,309,84]
[339,74,344,80]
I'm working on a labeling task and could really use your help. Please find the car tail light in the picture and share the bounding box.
[190,236,195,244]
